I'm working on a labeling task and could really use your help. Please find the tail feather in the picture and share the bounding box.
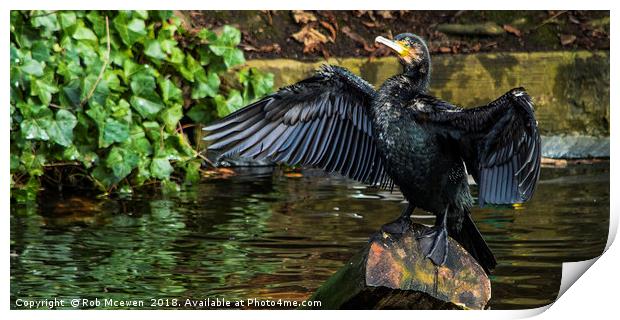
[449,212,497,274]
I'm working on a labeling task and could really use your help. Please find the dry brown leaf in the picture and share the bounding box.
[292,10,317,24]
[560,34,577,45]
[284,172,304,178]
[241,43,281,53]
[376,11,394,19]
[292,25,330,54]
[503,24,522,37]
[438,46,452,53]
[342,26,374,52]
[353,10,368,18]
[541,158,568,167]
[318,11,338,29]
[320,20,337,42]
[362,21,379,28]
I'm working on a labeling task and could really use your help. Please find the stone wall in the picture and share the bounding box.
[240,51,609,158]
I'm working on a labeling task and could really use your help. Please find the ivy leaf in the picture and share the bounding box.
[159,104,183,132]
[106,146,139,181]
[150,157,173,179]
[178,55,203,82]
[239,67,274,101]
[20,105,53,141]
[31,77,59,105]
[85,11,105,37]
[218,25,242,46]
[20,59,44,76]
[187,103,211,124]
[125,124,153,156]
[61,79,81,107]
[113,14,146,46]
[130,73,158,100]
[214,90,244,118]
[134,11,149,20]
[31,11,60,36]
[59,11,77,31]
[81,74,109,106]
[47,109,77,147]
[31,41,51,62]
[159,39,177,54]
[103,118,130,146]
[130,96,163,120]
[167,47,184,65]
[72,24,98,41]
[159,78,183,103]
[145,39,166,61]
[209,25,245,68]
[197,29,216,41]
[156,11,174,21]
[209,46,245,68]
[191,72,220,99]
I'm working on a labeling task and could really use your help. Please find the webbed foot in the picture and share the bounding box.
[417,226,449,266]
[416,206,449,266]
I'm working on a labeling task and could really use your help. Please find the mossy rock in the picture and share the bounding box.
[305,218,491,310]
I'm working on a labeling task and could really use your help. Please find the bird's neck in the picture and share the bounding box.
[401,60,431,94]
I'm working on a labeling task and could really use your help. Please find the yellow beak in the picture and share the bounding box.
[375,36,407,56]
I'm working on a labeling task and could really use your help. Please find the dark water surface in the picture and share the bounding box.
[10,163,609,309]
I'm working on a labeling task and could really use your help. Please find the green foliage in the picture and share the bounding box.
[10,10,274,201]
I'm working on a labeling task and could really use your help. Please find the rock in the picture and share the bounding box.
[541,135,610,158]
[437,22,505,36]
[305,218,491,310]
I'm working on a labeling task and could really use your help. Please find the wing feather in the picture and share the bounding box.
[418,88,541,206]
[204,64,390,186]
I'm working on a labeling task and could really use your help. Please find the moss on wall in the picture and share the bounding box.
[244,51,610,136]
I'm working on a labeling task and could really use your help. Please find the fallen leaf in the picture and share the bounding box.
[503,24,522,37]
[241,43,281,53]
[218,168,235,175]
[342,26,374,52]
[318,11,338,29]
[438,46,452,53]
[320,20,337,42]
[376,11,394,19]
[284,172,304,178]
[292,25,330,54]
[362,21,379,28]
[202,167,236,179]
[292,10,317,24]
[353,10,368,18]
[560,34,577,45]
[541,157,568,167]
[568,14,580,24]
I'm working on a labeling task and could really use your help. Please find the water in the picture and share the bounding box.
[10,162,609,310]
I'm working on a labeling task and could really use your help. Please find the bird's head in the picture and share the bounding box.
[375,33,431,88]
[376,33,430,66]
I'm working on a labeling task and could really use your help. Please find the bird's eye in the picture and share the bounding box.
[396,40,409,48]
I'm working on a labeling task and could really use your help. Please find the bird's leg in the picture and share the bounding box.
[417,206,449,266]
[381,203,415,235]
[400,203,415,220]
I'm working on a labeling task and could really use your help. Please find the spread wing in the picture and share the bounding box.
[416,88,541,206]
[203,65,392,187]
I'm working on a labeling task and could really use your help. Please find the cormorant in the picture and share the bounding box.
[203,33,541,274]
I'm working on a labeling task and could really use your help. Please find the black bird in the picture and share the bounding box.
[203,33,541,274]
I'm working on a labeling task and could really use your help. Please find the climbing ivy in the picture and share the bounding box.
[10,10,274,201]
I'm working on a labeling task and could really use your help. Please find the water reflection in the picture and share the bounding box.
[10,163,609,309]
